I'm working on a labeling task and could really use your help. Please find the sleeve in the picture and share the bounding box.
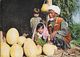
[55,21,69,40]
[34,33,38,41]
[30,18,33,28]
[39,17,43,22]
[60,21,69,36]
[61,21,68,30]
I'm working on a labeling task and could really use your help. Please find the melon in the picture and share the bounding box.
[43,43,57,56]
[41,4,48,12]
[36,45,42,55]
[24,38,39,57]
[1,42,10,57]
[10,44,23,57]
[6,28,19,45]
[18,36,26,46]
[0,31,3,43]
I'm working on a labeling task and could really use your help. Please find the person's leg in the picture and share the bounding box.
[55,39,67,49]
[51,38,57,45]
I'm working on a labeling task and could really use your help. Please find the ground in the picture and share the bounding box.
[22,46,80,57]
[38,47,80,57]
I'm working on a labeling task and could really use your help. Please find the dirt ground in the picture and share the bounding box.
[38,47,80,57]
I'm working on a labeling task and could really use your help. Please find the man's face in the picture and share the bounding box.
[48,10,57,18]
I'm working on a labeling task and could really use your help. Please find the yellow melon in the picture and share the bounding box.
[41,4,48,12]
[18,36,26,46]
[43,43,57,56]
[24,38,38,57]
[6,28,19,45]
[1,42,10,57]
[0,31,3,43]
[36,45,42,55]
[10,44,23,57]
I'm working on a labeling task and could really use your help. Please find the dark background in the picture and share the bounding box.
[1,0,44,36]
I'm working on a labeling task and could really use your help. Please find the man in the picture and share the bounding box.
[30,8,42,32]
[47,5,71,49]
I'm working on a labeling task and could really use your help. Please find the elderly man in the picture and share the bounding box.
[47,5,71,49]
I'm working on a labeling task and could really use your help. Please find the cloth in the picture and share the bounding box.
[53,21,69,40]
[34,32,46,46]
[48,5,61,15]
[30,16,42,32]
[32,23,49,41]
[47,17,71,48]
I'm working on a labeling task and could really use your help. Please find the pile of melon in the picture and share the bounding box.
[0,28,58,57]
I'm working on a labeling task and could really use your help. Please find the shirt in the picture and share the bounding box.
[30,17,42,32]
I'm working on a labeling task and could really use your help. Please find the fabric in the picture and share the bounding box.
[48,5,61,15]
[32,23,49,40]
[48,17,64,33]
[51,38,68,49]
[34,32,46,46]
[54,17,64,31]
[47,17,71,47]
[30,17,42,32]
[42,25,50,40]
[47,20,54,34]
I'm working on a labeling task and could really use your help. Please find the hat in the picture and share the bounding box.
[48,5,61,15]
[34,8,40,14]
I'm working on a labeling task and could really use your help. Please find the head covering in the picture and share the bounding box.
[34,8,40,14]
[32,22,49,40]
[48,5,61,15]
